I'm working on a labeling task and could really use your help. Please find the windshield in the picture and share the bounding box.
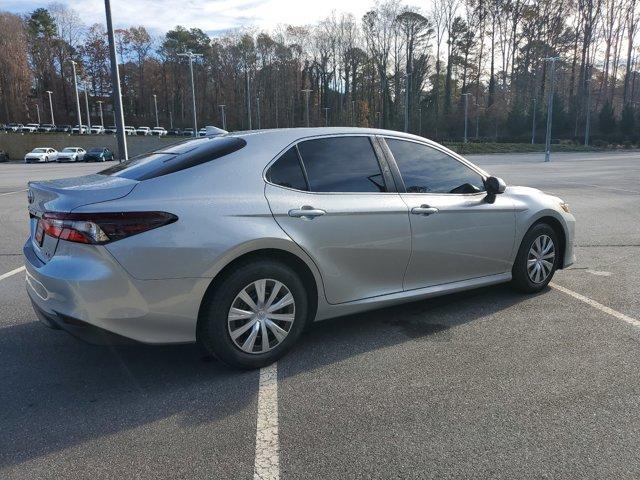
[88,148,103,153]
[62,148,77,152]
[32,148,46,153]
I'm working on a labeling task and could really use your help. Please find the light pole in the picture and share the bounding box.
[531,97,537,144]
[83,83,92,132]
[153,94,159,127]
[69,60,83,133]
[177,51,203,136]
[351,100,356,127]
[301,89,312,127]
[45,90,54,126]
[375,111,381,128]
[584,78,592,146]
[418,107,422,136]
[462,93,472,143]
[323,107,329,126]
[104,0,127,160]
[219,105,226,130]
[169,110,173,129]
[256,95,261,129]
[97,100,104,127]
[34,102,41,124]
[404,73,410,132]
[543,56,560,162]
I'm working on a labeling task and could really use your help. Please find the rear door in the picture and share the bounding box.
[264,135,411,305]
[381,137,516,290]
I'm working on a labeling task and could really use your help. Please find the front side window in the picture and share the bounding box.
[386,138,485,194]
[297,136,386,193]
[267,147,308,191]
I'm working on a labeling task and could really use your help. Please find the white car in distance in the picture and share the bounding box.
[21,124,40,133]
[124,126,137,136]
[71,125,90,134]
[151,127,167,136]
[90,125,105,134]
[56,147,86,162]
[136,126,151,136]
[24,147,58,163]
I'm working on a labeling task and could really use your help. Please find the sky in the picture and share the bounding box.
[2,0,400,35]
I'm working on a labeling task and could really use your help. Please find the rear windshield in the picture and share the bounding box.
[99,135,247,181]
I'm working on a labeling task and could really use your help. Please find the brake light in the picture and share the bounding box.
[41,211,178,244]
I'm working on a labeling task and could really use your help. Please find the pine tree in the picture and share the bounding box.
[598,101,616,135]
[619,104,635,137]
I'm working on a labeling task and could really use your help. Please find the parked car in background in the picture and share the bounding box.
[0,150,10,162]
[90,125,105,134]
[5,123,23,132]
[24,147,58,163]
[83,147,114,162]
[167,128,182,136]
[136,126,151,136]
[56,147,85,162]
[21,124,40,133]
[182,128,195,136]
[125,126,137,135]
[38,124,55,133]
[71,125,89,134]
[151,127,167,136]
[104,125,117,134]
[55,125,72,133]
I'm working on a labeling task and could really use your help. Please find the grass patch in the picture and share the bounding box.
[442,142,605,155]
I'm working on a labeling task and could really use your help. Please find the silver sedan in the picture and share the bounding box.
[24,128,575,368]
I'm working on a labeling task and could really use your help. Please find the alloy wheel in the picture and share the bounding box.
[227,279,295,354]
[527,234,555,283]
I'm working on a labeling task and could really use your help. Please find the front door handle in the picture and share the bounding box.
[288,206,326,219]
[411,205,439,216]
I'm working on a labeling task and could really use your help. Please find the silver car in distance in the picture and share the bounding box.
[24,128,575,369]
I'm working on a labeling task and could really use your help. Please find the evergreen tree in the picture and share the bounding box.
[598,101,616,135]
[619,104,635,137]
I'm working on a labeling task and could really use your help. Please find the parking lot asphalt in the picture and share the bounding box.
[1,150,639,479]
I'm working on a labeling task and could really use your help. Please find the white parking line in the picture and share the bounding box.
[0,266,25,282]
[254,362,279,480]
[551,282,640,329]
[0,189,27,197]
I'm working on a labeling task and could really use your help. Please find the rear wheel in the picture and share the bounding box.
[198,260,308,369]
[511,223,558,293]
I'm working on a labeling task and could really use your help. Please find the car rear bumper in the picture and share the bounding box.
[24,239,208,345]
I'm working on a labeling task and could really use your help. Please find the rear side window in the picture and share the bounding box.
[297,136,386,193]
[386,138,485,194]
[100,136,246,181]
[267,147,308,190]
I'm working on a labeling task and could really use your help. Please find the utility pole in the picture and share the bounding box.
[584,78,592,146]
[351,100,356,126]
[543,56,560,162]
[302,89,312,127]
[34,103,41,124]
[462,93,472,143]
[418,107,422,136]
[169,110,173,129]
[69,60,83,133]
[531,97,537,144]
[256,95,261,129]
[153,94,159,127]
[45,90,54,126]
[83,83,92,132]
[404,73,410,133]
[178,51,203,136]
[97,100,104,126]
[104,0,128,160]
[323,107,329,127]
[219,105,226,130]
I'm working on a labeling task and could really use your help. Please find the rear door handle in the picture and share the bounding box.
[411,205,439,216]
[288,206,326,219]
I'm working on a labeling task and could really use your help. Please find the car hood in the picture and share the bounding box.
[25,153,45,157]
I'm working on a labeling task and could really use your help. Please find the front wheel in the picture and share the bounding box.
[511,223,559,293]
[198,260,309,369]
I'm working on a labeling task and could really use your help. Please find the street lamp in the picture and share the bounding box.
[256,95,261,130]
[584,78,592,146]
[83,82,92,132]
[97,100,104,127]
[418,107,422,136]
[323,107,329,127]
[69,60,83,133]
[34,102,41,124]
[45,90,54,126]
[301,89,312,127]
[177,51,203,136]
[462,93,472,143]
[543,56,560,162]
[219,104,227,130]
[531,97,537,144]
[153,94,159,127]
[105,0,127,160]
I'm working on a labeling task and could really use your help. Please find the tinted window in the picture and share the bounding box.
[297,136,385,193]
[386,139,485,194]
[100,136,246,181]
[267,147,308,190]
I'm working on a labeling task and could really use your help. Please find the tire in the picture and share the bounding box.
[511,223,559,293]
[198,260,309,369]
[44,157,49,163]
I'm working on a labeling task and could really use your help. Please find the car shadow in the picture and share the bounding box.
[0,282,544,469]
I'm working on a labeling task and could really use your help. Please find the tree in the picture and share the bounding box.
[598,101,616,134]
[619,104,635,136]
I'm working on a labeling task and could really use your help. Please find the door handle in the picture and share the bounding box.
[288,206,326,219]
[411,205,439,216]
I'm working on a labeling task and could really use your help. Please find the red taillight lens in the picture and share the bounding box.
[41,211,178,244]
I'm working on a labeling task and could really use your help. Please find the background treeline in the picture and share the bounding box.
[0,0,639,144]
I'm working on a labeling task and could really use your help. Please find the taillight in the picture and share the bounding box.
[41,211,178,244]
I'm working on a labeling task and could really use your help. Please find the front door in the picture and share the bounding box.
[264,135,411,304]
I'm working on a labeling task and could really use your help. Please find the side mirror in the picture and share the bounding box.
[485,176,506,195]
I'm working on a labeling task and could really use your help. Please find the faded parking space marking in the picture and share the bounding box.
[551,282,640,329]
[0,188,27,197]
[0,265,25,282]
[254,362,279,480]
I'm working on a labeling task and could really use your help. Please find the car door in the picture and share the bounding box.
[381,137,516,291]
[264,135,411,305]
